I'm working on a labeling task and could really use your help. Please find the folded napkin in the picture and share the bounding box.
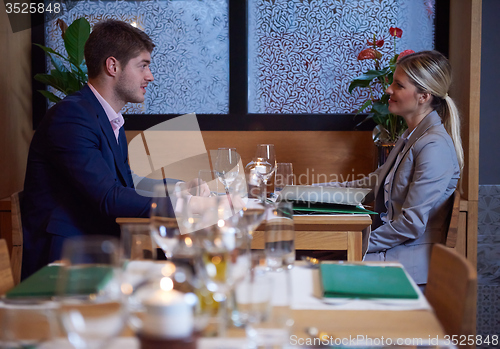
[6,265,113,299]
[320,263,418,299]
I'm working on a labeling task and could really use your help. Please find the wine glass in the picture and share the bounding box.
[197,169,220,197]
[214,148,241,214]
[56,236,126,349]
[254,144,277,196]
[150,184,181,258]
[194,197,250,335]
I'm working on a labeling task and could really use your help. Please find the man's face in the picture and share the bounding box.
[115,51,154,104]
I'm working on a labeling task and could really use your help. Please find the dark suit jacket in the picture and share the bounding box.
[21,85,173,279]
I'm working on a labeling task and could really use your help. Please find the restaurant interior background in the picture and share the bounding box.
[0,0,497,341]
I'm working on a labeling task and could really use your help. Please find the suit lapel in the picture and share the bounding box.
[385,111,442,217]
[81,85,130,187]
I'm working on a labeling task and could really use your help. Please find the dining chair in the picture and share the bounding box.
[444,189,461,248]
[10,191,23,285]
[425,243,477,343]
[0,238,15,294]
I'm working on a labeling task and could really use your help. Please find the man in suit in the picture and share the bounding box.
[21,20,173,279]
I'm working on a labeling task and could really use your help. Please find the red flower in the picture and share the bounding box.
[389,27,403,38]
[367,38,384,47]
[397,49,415,61]
[357,48,382,60]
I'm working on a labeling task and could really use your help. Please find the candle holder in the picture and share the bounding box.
[126,262,209,346]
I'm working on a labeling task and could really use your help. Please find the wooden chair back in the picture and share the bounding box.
[10,191,23,285]
[425,244,477,342]
[445,190,461,248]
[0,239,14,295]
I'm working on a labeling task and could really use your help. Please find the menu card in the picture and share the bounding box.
[6,265,113,299]
[320,263,419,299]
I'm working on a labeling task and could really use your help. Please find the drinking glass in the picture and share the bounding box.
[214,148,240,190]
[214,148,241,215]
[274,162,294,197]
[265,201,295,271]
[0,300,58,348]
[194,197,251,335]
[56,236,126,349]
[197,169,220,197]
[243,253,293,348]
[121,223,157,261]
[150,184,181,258]
[254,144,277,190]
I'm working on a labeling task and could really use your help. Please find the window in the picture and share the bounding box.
[33,0,445,130]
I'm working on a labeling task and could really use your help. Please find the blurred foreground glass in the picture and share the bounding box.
[265,202,295,271]
[274,163,294,197]
[194,196,251,336]
[241,253,293,348]
[0,300,58,348]
[56,236,126,349]
[150,184,181,258]
[121,223,157,262]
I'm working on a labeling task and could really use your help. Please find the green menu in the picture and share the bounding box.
[6,265,113,299]
[320,263,419,299]
[291,201,377,215]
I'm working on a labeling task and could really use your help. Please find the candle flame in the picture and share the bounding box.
[160,277,174,291]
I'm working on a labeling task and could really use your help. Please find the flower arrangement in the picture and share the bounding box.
[348,27,414,143]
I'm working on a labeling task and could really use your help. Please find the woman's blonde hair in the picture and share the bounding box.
[397,50,464,171]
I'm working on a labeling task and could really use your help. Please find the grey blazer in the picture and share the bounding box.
[345,111,460,284]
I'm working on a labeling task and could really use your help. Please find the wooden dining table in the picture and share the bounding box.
[117,214,373,262]
[0,262,447,348]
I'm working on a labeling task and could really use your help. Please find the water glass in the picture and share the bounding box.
[265,202,295,271]
[56,236,126,349]
[0,300,59,348]
[274,163,294,196]
[198,169,220,197]
[242,254,293,348]
[121,223,157,261]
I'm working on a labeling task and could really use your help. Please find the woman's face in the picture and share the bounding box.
[386,67,423,118]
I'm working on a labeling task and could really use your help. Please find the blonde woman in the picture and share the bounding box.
[323,50,463,286]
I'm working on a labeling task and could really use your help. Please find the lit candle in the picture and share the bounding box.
[142,288,193,339]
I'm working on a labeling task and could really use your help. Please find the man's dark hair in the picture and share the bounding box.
[84,20,155,79]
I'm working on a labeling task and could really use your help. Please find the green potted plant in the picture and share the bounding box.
[34,17,91,103]
[349,27,414,148]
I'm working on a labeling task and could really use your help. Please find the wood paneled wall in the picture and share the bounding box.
[125,131,377,186]
[449,0,481,269]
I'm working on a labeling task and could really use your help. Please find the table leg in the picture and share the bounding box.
[346,231,362,261]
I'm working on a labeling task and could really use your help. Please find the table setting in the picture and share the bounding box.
[0,143,449,348]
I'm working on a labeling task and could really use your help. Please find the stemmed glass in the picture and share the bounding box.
[56,236,126,349]
[194,197,250,335]
[254,144,277,197]
[214,148,241,214]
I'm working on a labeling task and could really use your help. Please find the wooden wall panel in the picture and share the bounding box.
[449,0,481,267]
[126,130,377,185]
[449,0,481,202]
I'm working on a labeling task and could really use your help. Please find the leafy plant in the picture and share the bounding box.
[348,27,414,143]
[34,17,91,103]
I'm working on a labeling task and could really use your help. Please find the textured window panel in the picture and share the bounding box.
[247,0,435,114]
[44,0,229,114]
